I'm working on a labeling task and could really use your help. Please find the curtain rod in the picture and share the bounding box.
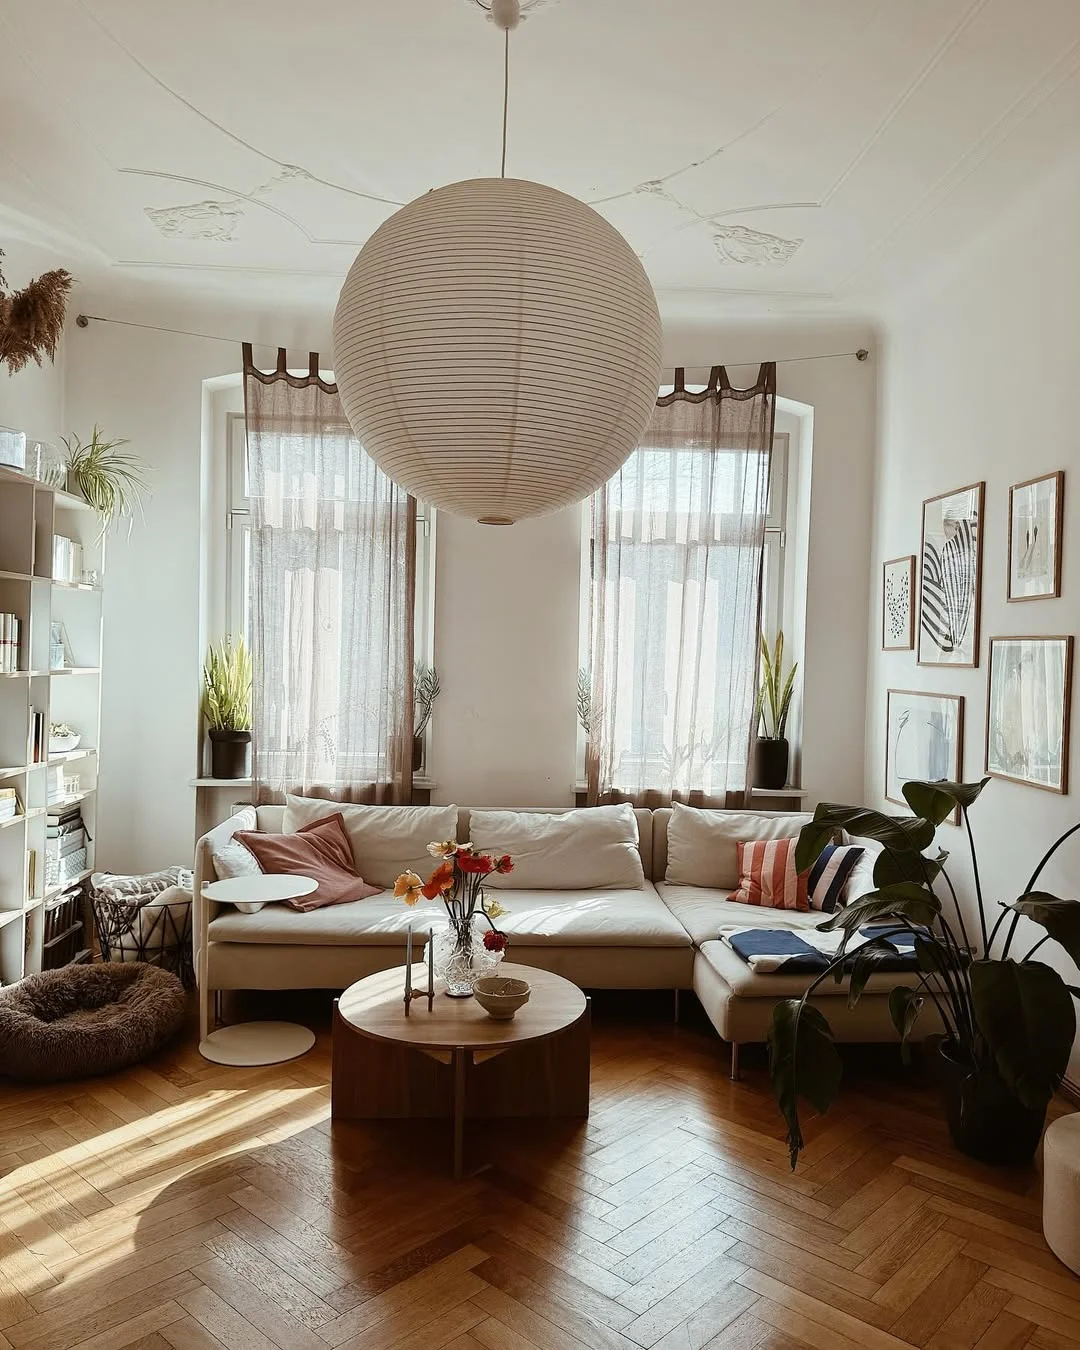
[75,314,870,365]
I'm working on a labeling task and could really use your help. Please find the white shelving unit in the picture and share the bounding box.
[0,462,103,985]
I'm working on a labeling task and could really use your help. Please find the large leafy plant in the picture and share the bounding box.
[202,636,252,732]
[757,631,797,740]
[768,777,1080,1167]
[62,427,149,527]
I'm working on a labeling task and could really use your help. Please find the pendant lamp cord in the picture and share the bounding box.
[500,26,510,178]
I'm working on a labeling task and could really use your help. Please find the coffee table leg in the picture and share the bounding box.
[453,1047,466,1181]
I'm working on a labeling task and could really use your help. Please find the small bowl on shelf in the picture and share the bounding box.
[473,976,531,1020]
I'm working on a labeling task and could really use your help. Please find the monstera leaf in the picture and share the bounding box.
[902,778,990,826]
[1006,893,1080,970]
[970,959,1076,1109]
[795,804,936,874]
[768,1000,843,1169]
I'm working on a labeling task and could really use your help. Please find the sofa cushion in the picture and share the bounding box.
[468,804,645,890]
[657,883,828,947]
[208,883,690,949]
[235,814,382,910]
[282,798,458,889]
[665,804,812,888]
[696,938,926,999]
[731,838,809,911]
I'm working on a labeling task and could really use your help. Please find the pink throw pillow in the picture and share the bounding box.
[235,813,381,910]
[730,838,809,911]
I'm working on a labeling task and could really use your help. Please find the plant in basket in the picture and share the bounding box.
[394,842,511,997]
[768,776,1080,1169]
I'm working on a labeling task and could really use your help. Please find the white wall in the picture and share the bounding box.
[868,161,1080,1081]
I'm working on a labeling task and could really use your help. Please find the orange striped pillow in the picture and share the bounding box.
[731,838,809,911]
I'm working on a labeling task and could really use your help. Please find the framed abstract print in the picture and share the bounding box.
[918,482,984,667]
[886,689,964,822]
[1008,471,1063,601]
[986,636,1073,794]
[882,555,915,650]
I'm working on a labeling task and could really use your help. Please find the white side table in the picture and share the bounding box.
[198,874,319,1066]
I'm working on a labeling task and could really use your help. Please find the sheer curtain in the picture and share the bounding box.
[243,346,416,804]
[585,363,776,807]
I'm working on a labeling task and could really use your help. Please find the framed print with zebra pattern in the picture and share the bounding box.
[918,482,984,667]
[882,555,915,650]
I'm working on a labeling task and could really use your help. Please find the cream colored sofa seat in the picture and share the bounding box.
[194,804,694,1040]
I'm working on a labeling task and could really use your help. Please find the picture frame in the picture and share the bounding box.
[882,555,915,650]
[1008,470,1064,602]
[918,482,984,668]
[886,689,965,823]
[986,636,1073,794]
[49,622,73,671]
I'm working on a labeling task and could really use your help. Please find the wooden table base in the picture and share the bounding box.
[331,998,590,1179]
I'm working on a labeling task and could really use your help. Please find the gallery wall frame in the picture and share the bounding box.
[886,688,965,824]
[1007,470,1064,602]
[985,635,1073,795]
[882,555,916,651]
[918,481,985,668]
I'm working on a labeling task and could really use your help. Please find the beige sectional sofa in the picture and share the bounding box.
[194,801,929,1074]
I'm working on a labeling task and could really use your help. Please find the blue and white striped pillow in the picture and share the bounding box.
[807,844,865,913]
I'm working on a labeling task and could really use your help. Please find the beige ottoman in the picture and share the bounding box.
[1043,1112,1080,1274]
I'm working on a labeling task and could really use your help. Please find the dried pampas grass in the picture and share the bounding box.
[0,249,73,374]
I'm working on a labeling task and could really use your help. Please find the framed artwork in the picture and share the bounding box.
[918,482,984,667]
[882,555,915,650]
[886,689,964,822]
[986,636,1073,794]
[1008,471,1064,601]
[49,622,72,671]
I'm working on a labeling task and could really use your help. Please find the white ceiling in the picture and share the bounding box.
[3,0,1080,321]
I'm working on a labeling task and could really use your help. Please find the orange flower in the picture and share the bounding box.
[421,860,455,899]
[393,871,424,906]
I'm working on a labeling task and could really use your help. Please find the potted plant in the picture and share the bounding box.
[768,777,1079,1168]
[202,636,252,779]
[754,631,797,790]
[413,663,440,772]
[61,427,149,528]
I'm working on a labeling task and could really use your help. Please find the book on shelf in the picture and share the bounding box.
[52,536,83,584]
[0,786,19,821]
[0,612,22,673]
[29,708,45,762]
[46,828,86,859]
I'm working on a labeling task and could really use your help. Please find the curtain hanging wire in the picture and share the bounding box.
[75,314,870,365]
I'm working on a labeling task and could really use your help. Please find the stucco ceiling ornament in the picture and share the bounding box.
[145,200,244,241]
[711,223,802,266]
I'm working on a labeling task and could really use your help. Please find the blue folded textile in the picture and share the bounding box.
[726,925,922,975]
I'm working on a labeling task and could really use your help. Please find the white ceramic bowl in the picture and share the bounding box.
[473,976,531,1020]
[49,732,80,754]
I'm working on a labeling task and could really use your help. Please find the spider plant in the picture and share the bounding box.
[202,636,252,732]
[62,427,149,527]
[758,631,798,740]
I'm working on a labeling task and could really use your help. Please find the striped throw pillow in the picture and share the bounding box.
[807,844,865,913]
[732,838,809,911]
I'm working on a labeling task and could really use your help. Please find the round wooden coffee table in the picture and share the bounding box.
[332,962,590,1179]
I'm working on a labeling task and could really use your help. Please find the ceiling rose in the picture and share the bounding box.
[332,0,661,524]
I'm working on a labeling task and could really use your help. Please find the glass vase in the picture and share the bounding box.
[430,912,503,997]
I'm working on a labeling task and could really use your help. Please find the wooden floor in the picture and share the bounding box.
[0,990,1077,1350]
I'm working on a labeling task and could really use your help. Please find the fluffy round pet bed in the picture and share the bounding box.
[0,963,186,1083]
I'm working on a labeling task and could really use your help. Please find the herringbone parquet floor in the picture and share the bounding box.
[1,992,1077,1350]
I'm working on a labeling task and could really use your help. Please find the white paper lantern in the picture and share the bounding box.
[332,177,663,524]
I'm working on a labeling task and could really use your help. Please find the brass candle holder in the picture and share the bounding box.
[403,924,435,1016]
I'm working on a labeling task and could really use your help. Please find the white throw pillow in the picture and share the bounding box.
[469,804,644,890]
[665,803,813,889]
[210,808,261,880]
[282,797,459,889]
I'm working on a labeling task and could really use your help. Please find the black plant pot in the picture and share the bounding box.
[939,1043,1046,1166]
[412,733,424,773]
[752,738,789,791]
[208,729,252,780]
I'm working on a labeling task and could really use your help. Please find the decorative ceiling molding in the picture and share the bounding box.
[145,199,243,241]
[711,224,802,267]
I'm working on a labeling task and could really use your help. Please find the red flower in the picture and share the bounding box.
[483,930,508,952]
[494,855,514,874]
[421,860,455,898]
[457,853,495,875]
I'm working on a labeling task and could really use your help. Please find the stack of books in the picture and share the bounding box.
[0,613,22,672]
[52,536,84,583]
[0,787,19,823]
[29,709,46,763]
[45,804,87,887]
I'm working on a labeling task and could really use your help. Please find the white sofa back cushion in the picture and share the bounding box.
[469,804,645,890]
[282,797,459,890]
[665,803,812,889]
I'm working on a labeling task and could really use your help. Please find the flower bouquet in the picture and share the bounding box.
[394,842,512,997]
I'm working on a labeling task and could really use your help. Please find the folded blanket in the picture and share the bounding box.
[723,923,921,974]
